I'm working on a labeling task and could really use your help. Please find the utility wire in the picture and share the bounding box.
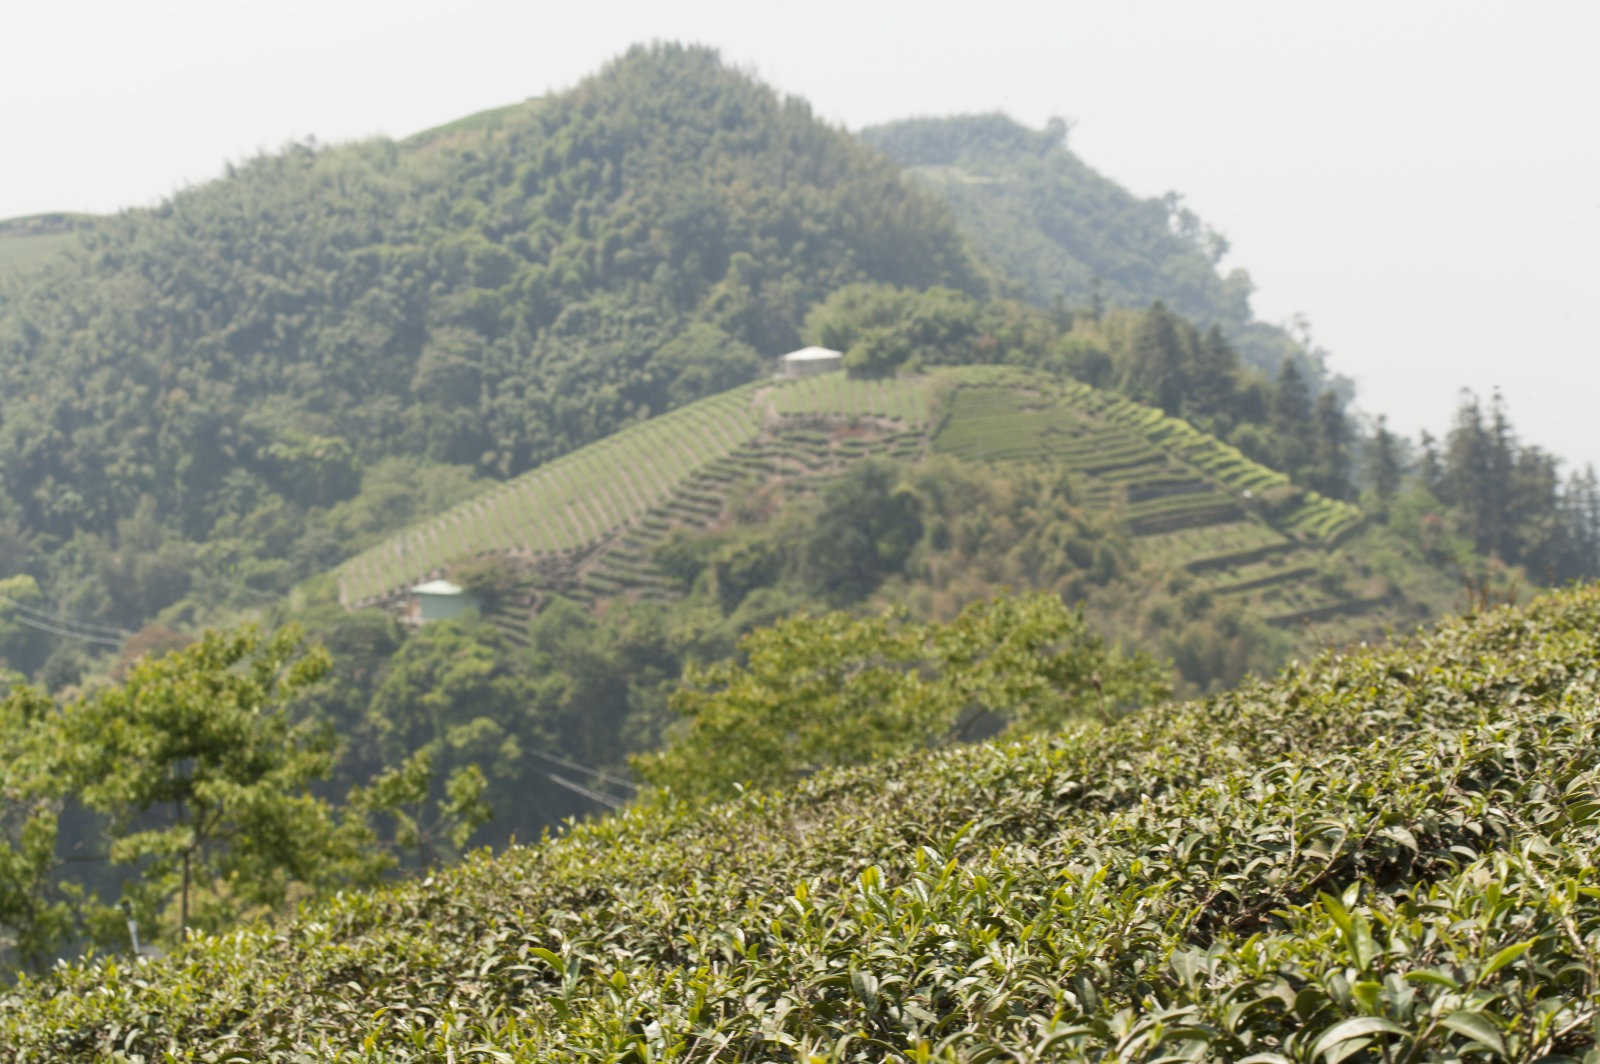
[0,592,134,639]
[524,747,637,794]
[544,771,624,811]
[0,607,124,648]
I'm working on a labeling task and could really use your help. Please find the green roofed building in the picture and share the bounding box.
[406,579,477,625]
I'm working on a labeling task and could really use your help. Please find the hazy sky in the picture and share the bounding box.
[6,0,1597,471]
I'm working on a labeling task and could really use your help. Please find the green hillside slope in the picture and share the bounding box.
[7,583,1598,1059]
[0,44,983,644]
[0,214,93,279]
[336,365,1401,652]
[860,114,1310,376]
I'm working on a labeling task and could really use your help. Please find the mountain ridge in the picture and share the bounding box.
[861,112,1317,380]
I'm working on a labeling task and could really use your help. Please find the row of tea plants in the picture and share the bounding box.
[5,585,1600,1060]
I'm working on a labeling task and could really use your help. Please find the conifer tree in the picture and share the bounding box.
[1418,430,1444,497]
[1122,302,1187,416]
[1372,415,1401,511]
[1271,358,1314,471]
[1311,391,1351,499]
[1190,324,1240,424]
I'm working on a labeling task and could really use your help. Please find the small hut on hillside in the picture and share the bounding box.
[777,345,843,378]
[406,579,478,625]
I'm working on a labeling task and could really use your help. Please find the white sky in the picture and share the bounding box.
[6,0,1597,472]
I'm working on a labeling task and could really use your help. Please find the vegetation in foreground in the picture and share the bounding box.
[3,583,1598,1060]
[0,590,1152,971]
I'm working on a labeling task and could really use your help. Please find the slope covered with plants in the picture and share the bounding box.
[4,45,1557,694]
[860,113,1310,376]
[0,43,983,654]
[5,582,1598,1060]
[0,214,93,279]
[334,361,1418,664]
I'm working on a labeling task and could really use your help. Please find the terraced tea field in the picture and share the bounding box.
[336,384,766,605]
[336,374,946,610]
[930,371,1360,544]
[335,365,1399,641]
[926,370,1412,635]
[0,213,91,277]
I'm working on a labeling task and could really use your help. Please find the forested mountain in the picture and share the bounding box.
[860,114,1313,377]
[0,44,982,654]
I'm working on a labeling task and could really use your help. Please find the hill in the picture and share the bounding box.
[0,47,1380,667]
[860,114,1314,378]
[0,43,984,651]
[254,358,1470,857]
[334,364,1435,664]
[6,581,1598,1058]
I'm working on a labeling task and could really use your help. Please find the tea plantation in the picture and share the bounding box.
[6,582,1599,1059]
[0,214,89,278]
[334,365,1400,646]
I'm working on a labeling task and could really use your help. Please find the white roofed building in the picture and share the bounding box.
[777,345,843,378]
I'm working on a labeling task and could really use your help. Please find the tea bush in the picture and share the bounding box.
[6,586,1600,1060]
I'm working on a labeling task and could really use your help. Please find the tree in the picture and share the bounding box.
[59,625,351,938]
[803,284,981,378]
[1371,415,1401,514]
[0,682,76,970]
[1444,391,1496,554]
[795,461,923,604]
[363,618,540,843]
[1189,325,1240,425]
[842,325,913,378]
[1269,358,1316,473]
[0,576,55,679]
[1122,302,1187,415]
[634,592,1169,800]
[347,744,490,870]
[1418,430,1444,497]
[450,554,527,615]
[1310,390,1351,499]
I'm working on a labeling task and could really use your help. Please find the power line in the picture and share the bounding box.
[0,592,134,639]
[544,771,624,811]
[0,605,123,648]
[524,747,636,795]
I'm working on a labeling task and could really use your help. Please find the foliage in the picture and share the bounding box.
[6,582,1600,1057]
[346,744,491,870]
[0,626,387,968]
[895,455,1134,606]
[1417,388,1600,583]
[634,591,1167,800]
[0,574,53,676]
[288,604,682,853]
[448,554,526,615]
[359,619,540,828]
[0,43,983,642]
[796,461,924,604]
[861,114,1316,379]
[0,683,73,971]
[57,626,350,937]
[802,283,981,377]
